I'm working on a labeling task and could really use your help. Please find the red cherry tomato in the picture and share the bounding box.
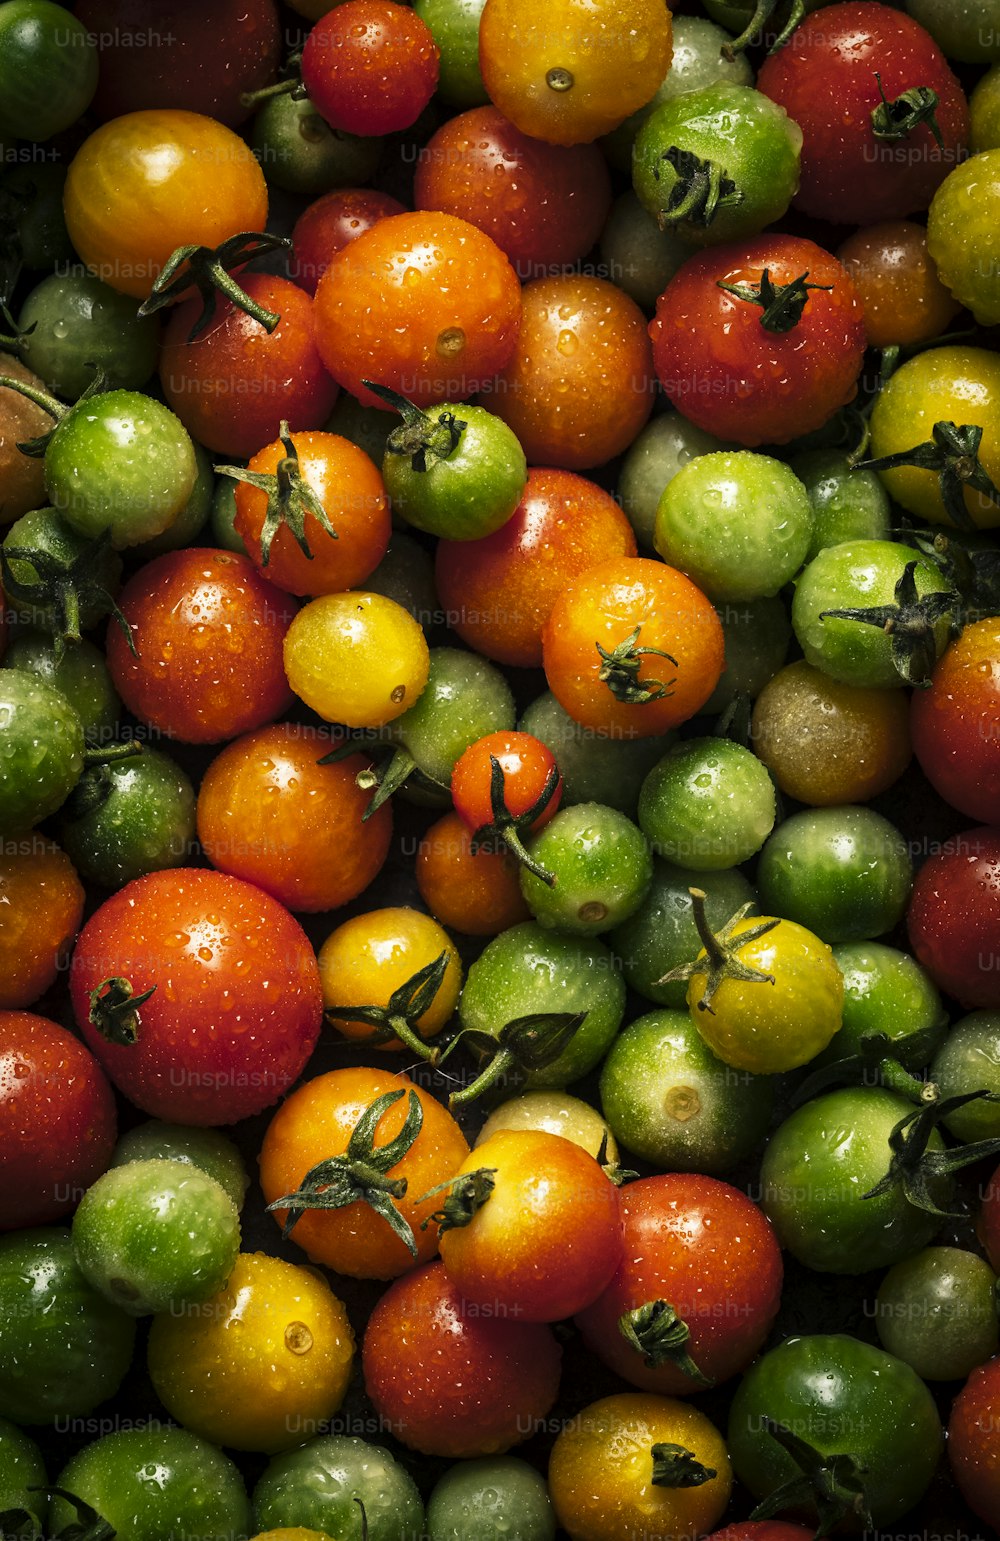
[452,731,562,838]
[911,619,1000,824]
[301,0,439,136]
[948,1355,1000,1530]
[289,188,406,295]
[907,826,1000,1009]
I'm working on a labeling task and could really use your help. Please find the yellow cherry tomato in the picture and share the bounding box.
[147,1253,354,1453]
[476,1090,618,1163]
[318,906,462,1053]
[548,1391,732,1541]
[283,591,430,728]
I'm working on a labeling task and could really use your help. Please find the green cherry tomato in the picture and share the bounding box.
[755,805,913,944]
[413,0,489,107]
[654,450,813,601]
[475,1089,618,1162]
[791,539,955,689]
[3,629,121,742]
[788,449,891,561]
[0,1,98,141]
[208,473,247,554]
[616,410,731,550]
[133,440,215,559]
[519,692,667,817]
[597,191,690,311]
[2,504,123,636]
[110,1121,250,1211]
[701,595,792,713]
[380,399,527,541]
[252,1434,424,1541]
[458,920,627,1088]
[50,1426,252,1541]
[3,162,72,272]
[0,1227,136,1424]
[0,670,85,831]
[599,1007,774,1173]
[971,62,1000,152]
[632,83,802,248]
[249,93,382,197]
[71,1158,241,1317]
[427,1456,556,1541]
[58,744,198,887]
[760,1087,947,1273]
[904,0,1000,64]
[387,645,515,792]
[44,389,198,548]
[0,1418,47,1528]
[815,941,947,1070]
[521,802,653,935]
[874,1246,1000,1381]
[638,737,776,871]
[17,269,160,399]
[930,1013,1000,1141]
[611,858,755,1008]
[727,1334,943,1529]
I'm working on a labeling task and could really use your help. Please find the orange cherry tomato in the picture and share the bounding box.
[836,220,961,349]
[542,556,726,738]
[0,837,84,1010]
[435,467,637,668]
[414,810,531,937]
[312,211,521,408]
[258,1066,469,1279]
[317,907,462,1053]
[451,730,562,836]
[196,722,393,913]
[231,430,390,596]
[63,109,268,299]
[488,274,654,470]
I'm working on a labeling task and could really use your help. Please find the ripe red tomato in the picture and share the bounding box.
[69,869,323,1124]
[757,2,969,226]
[911,619,1000,823]
[301,0,439,136]
[575,1174,782,1395]
[0,1010,117,1231]
[650,236,867,447]
[907,826,1000,1009]
[105,549,295,744]
[949,1356,1000,1529]
[290,188,406,294]
[362,1260,562,1456]
[452,731,562,842]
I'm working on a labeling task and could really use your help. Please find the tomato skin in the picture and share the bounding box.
[438,1130,623,1321]
[0,1011,116,1231]
[836,220,960,349]
[283,590,430,729]
[75,0,282,127]
[757,2,970,225]
[106,549,295,744]
[69,869,323,1125]
[63,109,269,300]
[575,1174,782,1395]
[290,188,407,295]
[949,1357,1000,1529]
[0,838,83,1009]
[452,730,562,835]
[313,211,521,409]
[911,619,1000,823]
[416,810,530,936]
[160,277,340,460]
[542,556,725,738]
[259,1067,470,1279]
[302,0,439,136]
[362,1260,562,1456]
[650,237,866,448]
[907,826,1000,1009]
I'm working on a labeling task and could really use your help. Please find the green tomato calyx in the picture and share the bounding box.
[265,1087,424,1257]
[717,268,833,334]
[619,1299,715,1388]
[363,379,467,471]
[596,625,677,706]
[416,1166,497,1233]
[11,1485,116,1540]
[88,976,156,1047]
[0,524,136,661]
[138,231,292,341]
[818,558,962,688]
[596,1129,638,1187]
[791,1025,944,1108]
[749,1417,872,1536]
[870,73,943,147]
[656,889,779,1015]
[862,1088,1000,1219]
[650,1443,718,1489]
[324,949,451,1063]
[440,1011,588,1108]
[468,754,560,886]
[854,419,1000,532]
[652,146,743,231]
[719,0,806,61]
[218,420,338,567]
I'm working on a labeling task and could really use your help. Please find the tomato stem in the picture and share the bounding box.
[0,528,137,662]
[650,1443,718,1489]
[619,1300,715,1388]
[137,232,292,341]
[854,419,1000,532]
[656,889,779,1014]
[596,624,677,705]
[468,756,560,886]
[749,1418,872,1532]
[717,268,833,333]
[324,950,450,1063]
[357,748,418,820]
[862,1088,1000,1218]
[443,1011,588,1107]
[871,73,943,146]
[720,0,805,61]
[415,1167,497,1232]
[818,558,962,687]
[654,146,743,231]
[88,976,156,1047]
[363,379,467,471]
[0,371,63,420]
[217,419,338,567]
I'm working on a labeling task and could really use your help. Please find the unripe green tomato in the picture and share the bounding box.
[0,0,98,141]
[0,670,85,831]
[476,1090,618,1162]
[134,441,214,559]
[3,630,120,741]
[904,0,1000,62]
[815,941,947,1070]
[521,803,653,935]
[58,746,197,887]
[638,738,776,871]
[519,691,667,816]
[426,1456,555,1541]
[0,1419,47,1528]
[611,859,756,1008]
[364,532,439,625]
[598,191,690,311]
[931,1013,1000,1141]
[875,1246,1000,1381]
[617,410,731,550]
[413,0,489,107]
[971,63,1000,151]
[110,1121,250,1211]
[3,504,123,632]
[394,646,515,786]
[252,1435,424,1541]
[17,270,160,399]
[701,595,791,714]
[788,449,891,560]
[249,93,381,196]
[756,806,913,945]
[382,403,527,540]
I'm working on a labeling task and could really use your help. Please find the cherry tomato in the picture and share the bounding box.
[289,188,406,294]
[362,1260,562,1455]
[435,467,637,668]
[911,618,1000,822]
[488,274,654,470]
[0,837,83,1009]
[0,354,50,526]
[650,237,866,448]
[542,557,725,738]
[0,1010,116,1231]
[196,722,393,913]
[927,147,1000,326]
[949,1356,1000,1530]
[416,810,530,936]
[875,1246,1000,1382]
[63,109,269,300]
[907,825,1000,1009]
[0,0,98,141]
[282,590,430,728]
[106,549,296,744]
[836,220,961,348]
[452,730,562,845]
[69,868,323,1124]
[251,1436,423,1539]
[317,907,462,1053]
[301,0,439,136]
[313,211,521,408]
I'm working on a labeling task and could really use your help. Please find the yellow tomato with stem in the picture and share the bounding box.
[318,907,462,1056]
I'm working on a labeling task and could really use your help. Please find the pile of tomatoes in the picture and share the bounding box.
[4,0,1000,1536]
